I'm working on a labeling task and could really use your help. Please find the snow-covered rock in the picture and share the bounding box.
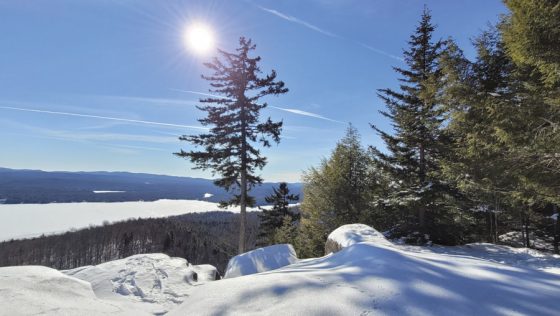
[64,253,218,314]
[0,266,150,315]
[170,234,560,316]
[192,264,221,281]
[224,244,298,279]
[325,223,391,254]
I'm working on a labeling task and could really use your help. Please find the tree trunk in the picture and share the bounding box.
[239,168,247,254]
[487,211,493,243]
[418,143,426,232]
[494,211,498,244]
[524,212,530,248]
[239,97,248,255]
[553,205,559,254]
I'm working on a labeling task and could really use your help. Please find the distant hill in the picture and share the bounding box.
[0,168,302,205]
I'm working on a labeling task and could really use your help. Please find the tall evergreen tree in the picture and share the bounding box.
[298,126,377,257]
[257,182,300,246]
[370,8,457,243]
[176,37,288,254]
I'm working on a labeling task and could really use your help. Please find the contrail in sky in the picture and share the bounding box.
[173,89,344,124]
[0,106,207,130]
[257,6,403,62]
[270,106,345,124]
[258,6,338,38]
[169,89,223,99]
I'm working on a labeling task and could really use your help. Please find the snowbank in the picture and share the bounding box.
[169,225,560,316]
[64,253,218,314]
[0,266,149,315]
[325,223,391,254]
[224,244,298,279]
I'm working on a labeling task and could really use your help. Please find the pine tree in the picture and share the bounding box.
[257,182,300,246]
[298,125,377,257]
[370,7,457,243]
[441,18,560,249]
[272,215,299,245]
[176,37,288,254]
[502,0,560,88]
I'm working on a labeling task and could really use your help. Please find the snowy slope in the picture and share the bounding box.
[170,228,560,316]
[224,244,298,278]
[394,242,560,276]
[64,253,218,315]
[0,266,150,316]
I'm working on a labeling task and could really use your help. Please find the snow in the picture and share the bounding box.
[327,223,392,249]
[169,225,560,316]
[63,253,217,315]
[0,199,262,241]
[2,225,560,315]
[203,193,214,198]
[499,231,555,252]
[224,244,298,279]
[0,265,150,315]
[394,242,560,276]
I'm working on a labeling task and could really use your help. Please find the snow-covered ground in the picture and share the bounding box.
[0,265,151,316]
[170,225,560,316]
[2,224,560,315]
[393,242,560,276]
[63,254,217,315]
[0,199,262,241]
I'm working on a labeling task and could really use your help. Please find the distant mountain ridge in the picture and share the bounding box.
[0,168,302,205]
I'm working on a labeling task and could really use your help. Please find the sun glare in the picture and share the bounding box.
[184,23,215,55]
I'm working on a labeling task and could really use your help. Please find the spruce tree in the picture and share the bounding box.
[299,125,377,257]
[176,37,288,254]
[257,182,300,246]
[370,8,454,242]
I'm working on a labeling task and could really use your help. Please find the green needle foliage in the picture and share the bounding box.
[176,37,288,254]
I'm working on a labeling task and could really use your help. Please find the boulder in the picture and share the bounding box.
[325,224,391,254]
[224,244,298,278]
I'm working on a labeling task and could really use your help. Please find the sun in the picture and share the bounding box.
[184,22,215,55]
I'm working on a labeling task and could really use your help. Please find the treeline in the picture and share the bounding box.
[0,212,260,273]
[265,2,560,257]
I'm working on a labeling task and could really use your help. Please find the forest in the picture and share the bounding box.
[0,212,261,273]
[256,1,560,258]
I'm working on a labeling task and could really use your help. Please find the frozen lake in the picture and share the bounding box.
[0,199,248,241]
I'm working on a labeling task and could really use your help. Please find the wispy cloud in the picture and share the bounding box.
[270,106,344,124]
[100,95,199,107]
[172,89,344,124]
[258,6,338,38]
[0,106,207,130]
[169,89,224,99]
[359,43,404,62]
[257,5,403,62]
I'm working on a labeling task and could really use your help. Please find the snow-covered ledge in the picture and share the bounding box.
[325,224,392,254]
[224,244,298,278]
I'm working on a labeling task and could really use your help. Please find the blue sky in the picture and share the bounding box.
[0,0,507,182]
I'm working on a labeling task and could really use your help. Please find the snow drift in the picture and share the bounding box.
[64,253,218,314]
[224,244,298,278]
[170,225,560,316]
[0,266,150,315]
